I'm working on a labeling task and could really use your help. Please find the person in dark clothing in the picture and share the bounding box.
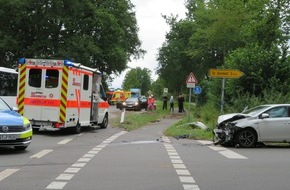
[162,94,168,110]
[178,93,184,113]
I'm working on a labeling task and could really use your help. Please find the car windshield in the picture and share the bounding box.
[242,105,271,116]
[0,98,11,110]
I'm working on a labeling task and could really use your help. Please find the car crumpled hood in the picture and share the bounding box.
[0,110,24,125]
[217,113,250,125]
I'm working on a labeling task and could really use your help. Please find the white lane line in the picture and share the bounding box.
[179,176,196,183]
[30,149,53,159]
[0,169,19,181]
[71,163,86,168]
[162,136,201,190]
[176,169,190,176]
[77,158,91,162]
[46,131,127,190]
[82,154,95,158]
[56,174,74,180]
[218,149,247,159]
[171,159,183,164]
[46,182,67,190]
[183,184,200,190]
[198,140,248,159]
[58,139,72,145]
[64,168,81,173]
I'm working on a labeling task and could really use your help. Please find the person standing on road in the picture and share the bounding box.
[178,93,184,113]
[162,94,168,110]
[169,96,174,112]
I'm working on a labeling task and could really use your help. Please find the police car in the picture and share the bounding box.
[0,98,32,150]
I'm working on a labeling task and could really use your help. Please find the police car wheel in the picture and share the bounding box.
[100,114,108,129]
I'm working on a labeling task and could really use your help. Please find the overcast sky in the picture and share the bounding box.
[110,0,187,89]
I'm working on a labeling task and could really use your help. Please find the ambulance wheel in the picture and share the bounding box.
[73,122,81,134]
[100,114,108,129]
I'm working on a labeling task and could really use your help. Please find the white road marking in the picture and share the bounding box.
[46,131,128,190]
[179,176,196,183]
[183,184,200,190]
[56,174,74,180]
[198,140,248,159]
[77,158,91,162]
[176,169,190,176]
[46,182,67,189]
[162,136,201,190]
[88,150,99,154]
[71,163,86,168]
[57,139,72,145]
[82,154,95,158]
[64,168,81,173]
[173,164,186,169]
[171,159,183,164]
[0,169,19,181]
[30,149,53,159]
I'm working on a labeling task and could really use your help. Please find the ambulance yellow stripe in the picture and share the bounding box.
[59,66,69,123]
[18,64,26,115]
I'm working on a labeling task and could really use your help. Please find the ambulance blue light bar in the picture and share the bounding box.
[64,60,75,67]
[19,58,26,64]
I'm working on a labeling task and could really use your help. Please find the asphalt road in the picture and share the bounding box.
[1,106,290,190]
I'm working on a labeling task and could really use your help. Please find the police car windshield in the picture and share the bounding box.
[0,99,11,110]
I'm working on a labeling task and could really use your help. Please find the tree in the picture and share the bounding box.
[122,67,151,95]
[0,0,144,77]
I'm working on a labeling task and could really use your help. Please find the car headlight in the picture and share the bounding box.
[23,123,32,130]
[135,102,139,106]
[22,117,32,130]
[122,102,126,105]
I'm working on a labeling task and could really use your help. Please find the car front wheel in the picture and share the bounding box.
[235,128,257,148]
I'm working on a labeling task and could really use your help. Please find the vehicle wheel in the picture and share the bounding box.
[72,122,81,134]
[100,114,108,129]
[235,128,257,148]
[14,146,28,151]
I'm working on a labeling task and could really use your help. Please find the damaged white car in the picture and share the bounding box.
[214,104,290,148]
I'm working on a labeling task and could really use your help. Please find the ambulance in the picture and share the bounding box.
[17,58,109,133]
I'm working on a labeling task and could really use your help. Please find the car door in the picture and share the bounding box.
[259,106,290,141]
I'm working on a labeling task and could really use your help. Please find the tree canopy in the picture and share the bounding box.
[0,0,144,76]
[157,0,290,105]
[122,67,151,95]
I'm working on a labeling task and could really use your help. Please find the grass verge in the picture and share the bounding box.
[111,101,171,131]
[111,101,217,141]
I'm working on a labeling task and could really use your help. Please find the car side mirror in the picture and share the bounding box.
[12,107,19,112]
[261,113,270,119]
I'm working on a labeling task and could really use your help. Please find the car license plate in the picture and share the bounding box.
[0,134,18,140]
[33,121,51,126]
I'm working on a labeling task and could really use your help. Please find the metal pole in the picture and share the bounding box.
[188,88,192,122]
[220,78,225,113]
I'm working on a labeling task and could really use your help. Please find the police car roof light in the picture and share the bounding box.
[19,58,26,64]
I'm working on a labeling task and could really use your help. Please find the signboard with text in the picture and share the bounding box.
[209,69,244,78]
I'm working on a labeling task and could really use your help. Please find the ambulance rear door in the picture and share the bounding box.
[24,65,61,122]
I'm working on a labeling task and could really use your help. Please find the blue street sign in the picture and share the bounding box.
[193,86,202,95]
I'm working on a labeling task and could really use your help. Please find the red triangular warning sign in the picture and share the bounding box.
[186,72,198,84]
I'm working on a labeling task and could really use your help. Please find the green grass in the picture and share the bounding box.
[111,100,170,131]
[111,101,217,141]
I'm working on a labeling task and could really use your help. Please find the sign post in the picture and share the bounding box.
[209,68,244,112]
[186,72,198,121]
